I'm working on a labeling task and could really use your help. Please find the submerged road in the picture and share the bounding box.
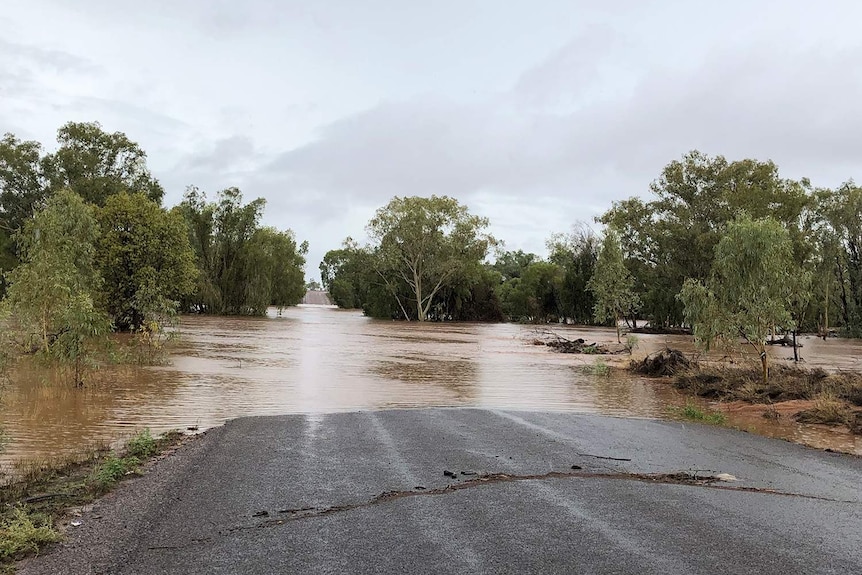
[22,409,862,574]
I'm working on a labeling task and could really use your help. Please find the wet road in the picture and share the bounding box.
[21,409,862,575]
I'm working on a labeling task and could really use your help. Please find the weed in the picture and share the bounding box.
[582,359,610,376]
[795,393,852,426]
[90,454,139,492]
[0,507,60,560]
[126,429,157,459]
[625,335,639,352]
[671,403,727,425]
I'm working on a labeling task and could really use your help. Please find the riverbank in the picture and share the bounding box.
[0,429,193,571]
[631,349,862,439]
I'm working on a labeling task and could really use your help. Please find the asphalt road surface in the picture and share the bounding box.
[21,409,862,574]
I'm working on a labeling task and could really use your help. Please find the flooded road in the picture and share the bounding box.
[1,306,861,471]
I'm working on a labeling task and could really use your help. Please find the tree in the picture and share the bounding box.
[678,216,800,382]
[45,122,164,206]
[491,250,538,281]
[600,151,811,327]
[547,226,599,324]
[96,193,198,331]
[178,187,306,315]
[816,182,862,336]
[0,134,51,293]
[367,196,494,321]
[1,190,108,384]
[588,232,639,343]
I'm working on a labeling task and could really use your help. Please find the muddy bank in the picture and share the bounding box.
[632,349,862,439]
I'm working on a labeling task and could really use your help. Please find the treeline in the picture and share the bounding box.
[0,122,307,366]
[320,196,612,325]
[322,151,862,338]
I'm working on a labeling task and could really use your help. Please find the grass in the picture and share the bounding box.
[0,429,186,569]
[582,359,610,376]
[671,402,727,425]
[795,393,853,426]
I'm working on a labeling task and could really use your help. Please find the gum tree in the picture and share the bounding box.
[678,215,801,382]
[367,196,494,321]
[587,231,639,343]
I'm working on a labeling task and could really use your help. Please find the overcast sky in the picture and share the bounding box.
[3,1,862,280]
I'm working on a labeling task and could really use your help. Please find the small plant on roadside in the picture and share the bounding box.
[90,454,139,492]
[0,507,60,560]
[126,429,157,459]
[671,403,727,425]
[625,334,639,353]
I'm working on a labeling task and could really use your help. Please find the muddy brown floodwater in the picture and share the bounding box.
[2,305,861,473]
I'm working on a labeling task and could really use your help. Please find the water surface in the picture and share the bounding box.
[2,306,860,471]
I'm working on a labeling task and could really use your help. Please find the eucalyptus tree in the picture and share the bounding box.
[678,216,801,382]
[2,190,108,384]
[600,151,812,327]
[96,193,198,331]
[367,195,494,321]
[45,122,164,206]
[587,232,639,342]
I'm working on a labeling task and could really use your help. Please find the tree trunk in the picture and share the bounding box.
[792,330,798,362]
[760,348,769,383]
[824,280,830,340]
[615,313,621,344]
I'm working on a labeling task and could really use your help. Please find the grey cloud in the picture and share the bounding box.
[261,38,862,223]
[184,136,260,171]
[0,39,101,75]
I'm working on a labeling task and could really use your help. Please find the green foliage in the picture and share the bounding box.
[1,190,109,376]
[491,249,538,281]
[679,215,800,381]
[816,182,862,336]
[96,193,198,331]
[45,121,163,206]
[0,134,51,295]
[588,232,639,342]
[367,196,494,321]
[90,454,139,492]
[498,261,563,322]
[179,187,306,315]
[547,227,599,324]
[0,507,60,560]
[671,403,727,425]
[582,358,610,376]
[601,151,812,327]
[126,429,157,459]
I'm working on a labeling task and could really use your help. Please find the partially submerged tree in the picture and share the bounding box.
[678,215,800,382]
[588,232,639,343]
[96,193,198,331]
[367,196,494,321]
[178,187,306,315]
[2,190,108,384]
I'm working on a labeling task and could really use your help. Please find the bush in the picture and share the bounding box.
[0,507,60,560]
[126,429,157,459]
[90,454,139,492]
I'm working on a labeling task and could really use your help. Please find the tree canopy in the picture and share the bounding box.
[678,216,799,381]
[367,195,494,321]
[96,192,198,331]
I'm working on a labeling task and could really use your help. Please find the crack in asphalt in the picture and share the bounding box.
[144,468,856,552]
[244,469,855,530]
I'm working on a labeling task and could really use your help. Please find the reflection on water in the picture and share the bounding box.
[1,306,860,469]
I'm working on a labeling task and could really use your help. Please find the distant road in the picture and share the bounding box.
[21,409,862,574]
[301,289,334,305]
